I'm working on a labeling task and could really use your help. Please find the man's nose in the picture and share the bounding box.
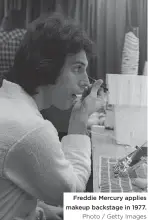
[79,73,90,87]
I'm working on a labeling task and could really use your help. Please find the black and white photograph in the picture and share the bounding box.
[0,0,147,219]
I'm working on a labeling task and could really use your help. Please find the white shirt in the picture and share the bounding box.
[0,80,91,220]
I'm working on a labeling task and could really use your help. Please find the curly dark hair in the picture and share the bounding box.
[7,13,94,95]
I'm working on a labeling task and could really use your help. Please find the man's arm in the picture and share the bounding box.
[3,121,91,206]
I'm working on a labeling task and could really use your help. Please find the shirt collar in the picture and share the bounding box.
[0,80,39,111]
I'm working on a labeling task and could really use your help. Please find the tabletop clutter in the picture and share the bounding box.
[89,31,147,192]
[96,73,148,192]
[113,143,147,191]
[99,153,147,193]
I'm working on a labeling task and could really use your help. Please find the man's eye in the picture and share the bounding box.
[73,65,83,73]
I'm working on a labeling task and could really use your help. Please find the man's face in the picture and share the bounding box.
[51,50,90,109]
